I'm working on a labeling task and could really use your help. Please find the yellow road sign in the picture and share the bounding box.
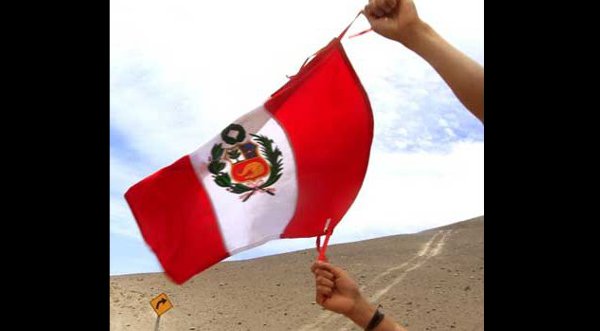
[150,293,173,316]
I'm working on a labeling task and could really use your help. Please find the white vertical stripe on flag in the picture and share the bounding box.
[189,106,299,255]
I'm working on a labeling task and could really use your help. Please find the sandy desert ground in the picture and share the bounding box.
[110,216,483,330]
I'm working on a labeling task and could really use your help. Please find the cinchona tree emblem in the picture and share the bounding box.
[207,124,283,202]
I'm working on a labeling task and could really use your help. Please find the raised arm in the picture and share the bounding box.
[364,0,484,123]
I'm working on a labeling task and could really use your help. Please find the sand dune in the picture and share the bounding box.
[110,216,483,330]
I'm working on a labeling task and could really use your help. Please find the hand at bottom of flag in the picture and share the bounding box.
[311,261,362,315]
[311,261,408,330]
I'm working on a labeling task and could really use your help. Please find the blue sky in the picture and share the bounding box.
[110,0,484,275]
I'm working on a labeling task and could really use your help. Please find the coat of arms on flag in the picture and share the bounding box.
[208,123,283,202]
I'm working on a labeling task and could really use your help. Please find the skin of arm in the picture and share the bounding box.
[363,0,484,123]
[311,261,408,331]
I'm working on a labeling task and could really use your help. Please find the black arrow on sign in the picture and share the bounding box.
[155,298,167,309]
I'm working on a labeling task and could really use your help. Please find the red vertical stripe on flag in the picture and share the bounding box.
[266,39,374,238]
[125,156,228,284]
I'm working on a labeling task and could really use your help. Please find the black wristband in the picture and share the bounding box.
[365,305,384,331]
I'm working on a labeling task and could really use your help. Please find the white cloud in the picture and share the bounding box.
[337,141,484,237]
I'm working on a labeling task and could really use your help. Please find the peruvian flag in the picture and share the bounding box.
[125,36,373,284]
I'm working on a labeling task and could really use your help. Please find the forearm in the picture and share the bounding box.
[345,297,408,331]
[401,21,484,123]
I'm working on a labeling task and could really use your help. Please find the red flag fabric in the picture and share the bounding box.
[125,35,373,284]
